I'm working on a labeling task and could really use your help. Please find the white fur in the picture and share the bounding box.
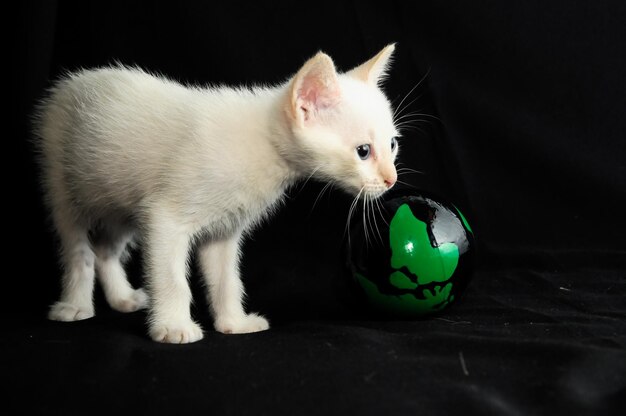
[34,45,399,343]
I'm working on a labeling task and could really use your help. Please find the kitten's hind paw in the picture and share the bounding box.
[109,288,149,313]
[214,313,270,335]
[149,320,204,344]
[48,302,94,321]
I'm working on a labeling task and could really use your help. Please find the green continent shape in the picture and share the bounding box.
[356,273,453,315]
[389,271,418,290]
[389,204,459,285]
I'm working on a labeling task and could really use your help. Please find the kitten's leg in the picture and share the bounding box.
[94,223,148,313]
[48,211,96,321]
[145,214,203,343]
[198,232,269,334]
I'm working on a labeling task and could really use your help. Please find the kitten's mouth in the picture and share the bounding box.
[360,186,388,200]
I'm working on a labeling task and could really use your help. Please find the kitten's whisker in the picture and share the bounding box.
[397,124,429,136]
[394,119,436,130]
[392,87,416,120]
[396,163,424,177]
[396,180,421,190]
[393,90,419,122]
[395,121,433,132]
[370,196,384,245]
[362,193,370,247]
[374,196,390,228]
[397,167,424,175]
[345,188,364,248]
[365,194,373,245]
[393,95,424,122]
[395,120,433,130]
[392,68,431,121]
[395,111,441,123]
[308,165,325,183]
[294,164,325,197]
[309,181,334,215]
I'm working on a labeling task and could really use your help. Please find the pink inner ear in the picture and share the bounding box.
[299,83,320,106]
[297,73,340,121]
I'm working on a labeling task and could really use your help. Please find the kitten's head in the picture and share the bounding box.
[285,44,399,199]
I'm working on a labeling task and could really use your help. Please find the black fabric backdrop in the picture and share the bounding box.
[9,1,625,415]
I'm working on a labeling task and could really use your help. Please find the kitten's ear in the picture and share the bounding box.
[289,52,341,126]
[348,43,395,86]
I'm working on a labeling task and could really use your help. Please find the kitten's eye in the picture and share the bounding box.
[356,144,371,160]
[391,137,398,152]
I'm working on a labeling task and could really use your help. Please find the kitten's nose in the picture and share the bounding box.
[384,174,397,189]
[381,167,397,189]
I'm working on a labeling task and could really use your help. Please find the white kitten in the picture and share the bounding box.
[34,44,399,343]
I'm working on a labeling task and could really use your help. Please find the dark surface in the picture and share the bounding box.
[10,1,625,415]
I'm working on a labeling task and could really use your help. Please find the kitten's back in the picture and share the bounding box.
[35,66,197,215]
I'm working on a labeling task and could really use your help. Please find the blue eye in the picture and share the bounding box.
[391,137,398,152]
[356,144,371,160]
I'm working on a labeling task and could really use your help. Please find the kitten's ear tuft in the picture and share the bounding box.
[289,52,341,126]
[348,43,396,86]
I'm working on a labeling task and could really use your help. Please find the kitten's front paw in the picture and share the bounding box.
[109,288,149,313]
[149,320,204,344]
[214,313,270,334]
[48,302,94,321]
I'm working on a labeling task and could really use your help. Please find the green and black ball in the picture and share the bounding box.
[346,191,475,317]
